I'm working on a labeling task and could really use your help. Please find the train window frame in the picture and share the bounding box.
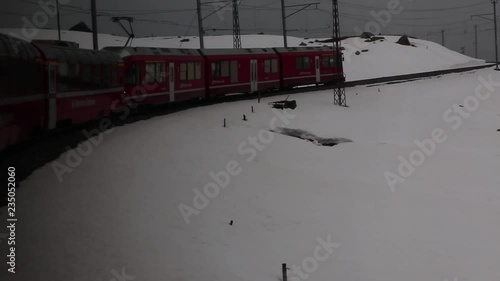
[264,59,278,74]
[187,62,195,80]
[195,62,202,80]
[230,60,238,83]
[145,62,166,85]
[180,62,187,81]
[296,56,311,70]
[322,55,335,68]
[125,62,140,86]
[57,62,70,92]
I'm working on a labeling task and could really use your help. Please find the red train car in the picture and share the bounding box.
[0,34,44,151]
[34,43,124,128]
[200,48,280,97]
[104,47,206,105]
[274,47,344,88]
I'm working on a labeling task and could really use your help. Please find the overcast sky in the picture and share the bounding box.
[2,0,498,61]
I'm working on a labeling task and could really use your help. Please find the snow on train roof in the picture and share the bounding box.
[103,47,202,57]
[34,43,122,64]
[0,33,40,60]
[199,48,277,56]
[273,46,339,53]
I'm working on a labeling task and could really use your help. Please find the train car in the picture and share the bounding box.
[0,33,44,151]
[200,48,280,97]
[274,46,344,88]
[33,43,124,128]
[104,47,206,105]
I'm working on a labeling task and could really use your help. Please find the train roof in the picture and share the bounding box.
[34,43,122,65]
[103,47,202,57]
[273,46,339,53]
[0,33,40,60]
[199,48,277,56]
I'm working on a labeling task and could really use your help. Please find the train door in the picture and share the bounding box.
[315,56,320,83]
[47,63,57,129]
[169,62,175,102]
[250,59,258,92]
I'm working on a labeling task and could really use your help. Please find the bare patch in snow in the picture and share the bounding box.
[271,128,352,147]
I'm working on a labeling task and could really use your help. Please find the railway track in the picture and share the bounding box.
[0,63,495,206]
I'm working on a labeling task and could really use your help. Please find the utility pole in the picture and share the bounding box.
[493,0,499,70]
[232,0,241,48]
[56,0,61,43]
[197,0,205,49]
[280,1,319,48]
[332,0,346,107]
[91,0,98,50]
[281,0,288,48]
[475,25,478,58]
[441,29,444,46]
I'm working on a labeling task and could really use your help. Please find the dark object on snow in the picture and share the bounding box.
[497,129,500,132]
[361,49,368,52]
[355,51,361,55]
[69,21,92,33]
[371,36,385,41]
[396,35,412,46]
[308,41,314,44]
[459,105,464,108]
[229,220,233,225]
[360,32,374,39]
[299,42,307,46]
[269,96,297,110]
[180,38,190,42]
[243,115,247,121]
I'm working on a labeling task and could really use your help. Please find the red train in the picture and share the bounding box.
[0,33,344,151]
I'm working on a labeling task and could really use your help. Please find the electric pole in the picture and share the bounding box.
[233,0,241,48]
[332,0,346,107]
[475,25,478,58]
[197,0,205,49]
[281,0,288,48]
[493,0,499,70]
[91,0,98,50]
[56,0,61,43]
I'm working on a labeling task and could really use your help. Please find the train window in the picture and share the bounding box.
[211,62,221,78]
[221,61,230,77]
[82,64,92,89]
[156,63,166,84]
[92,65,102,88]
[322,56,335,68]
[180,63,187,81]
[271,59,278,73]
[264,60,271,73]
[68,63,81,91]
[195,62,202,80]
[111,65,119,87]
[230,61,238,83]
[125,63,140,86]
[57,62,70,92]
[187,62,195,80]
[264,59,278,74]
[145,63,156,84]
[145,62,165,84]
[296,56,311,70]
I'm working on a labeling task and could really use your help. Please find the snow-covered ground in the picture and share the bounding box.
[1,66,499,281]
[0,28,486,81]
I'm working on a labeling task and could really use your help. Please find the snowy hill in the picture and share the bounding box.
[2,66,500,281]
[0,28,486,81]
